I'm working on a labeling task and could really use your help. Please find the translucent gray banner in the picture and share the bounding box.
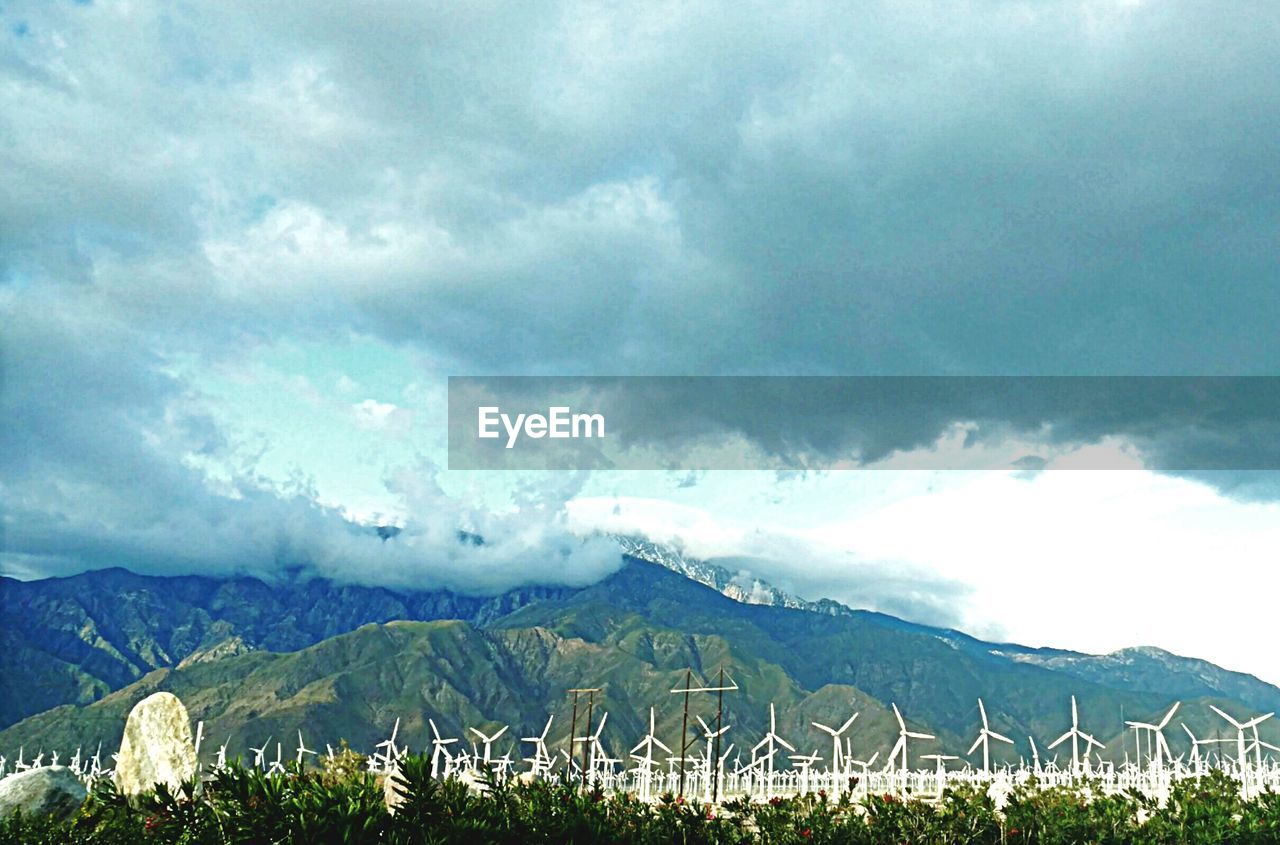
[447,376,1280,471]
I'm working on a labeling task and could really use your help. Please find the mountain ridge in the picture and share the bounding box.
[3,536,1278,767]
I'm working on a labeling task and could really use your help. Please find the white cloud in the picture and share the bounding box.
[570,469,1280,685]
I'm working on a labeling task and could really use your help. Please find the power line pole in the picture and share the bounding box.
[567,687,601,789]
[670,668,738,799]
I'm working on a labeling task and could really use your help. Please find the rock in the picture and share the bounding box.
[114,692,198,796]
[0,766,87,821]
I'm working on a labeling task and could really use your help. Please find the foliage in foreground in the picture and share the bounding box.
[6,759,1280,844]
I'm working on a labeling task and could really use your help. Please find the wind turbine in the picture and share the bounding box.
[295,730,317,767]
[811,711,858,776]
[750,704,795,799]
[1246,722,1280,768]
[521,715,556,777]
[789,749,822,794]
[375,718,403,772]
[574,711,610,782]
[967,699,1013,775]
[1048,696,1104,775]
[1028,736,1041,775]
[269,742,285,774]
[1125,701,1180,770]
[250,738,271,770]
[1209,705,1273,770]
[630,708,671,800]
[922,754,959,792]
[887,703,934,778]
[470,725,510,769]
[695,715,731,801]
[1181,723,1211,774]
[428,719,458,778]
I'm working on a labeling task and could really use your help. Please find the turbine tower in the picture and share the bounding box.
[428,719,458,778]
[470,724,510,769]
[887,702,934,791]
[966,698,1013,775]
[522,716,556,777]
[1048,696,1104,775]
[749,703,794,799]
[811,711,858,776]
[1124,701,1180,770]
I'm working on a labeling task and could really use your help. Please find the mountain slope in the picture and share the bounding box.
[0,567,573,730]
[621,536,1280,716]
[6,558,1277,772]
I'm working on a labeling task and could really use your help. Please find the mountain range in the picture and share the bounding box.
[1,537,1275,769]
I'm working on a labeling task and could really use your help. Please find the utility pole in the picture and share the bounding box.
[670,667,738,799]
[567,687,601,789]
[712,665,735,803]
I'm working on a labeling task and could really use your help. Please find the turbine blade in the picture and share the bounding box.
[1158,701,1181,729]
[1210,705,1245,729]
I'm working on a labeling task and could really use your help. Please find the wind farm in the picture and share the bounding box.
[9,685,1280,809]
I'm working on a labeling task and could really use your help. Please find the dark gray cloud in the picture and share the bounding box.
[5,1,1278,373]
[450,376,1280,472]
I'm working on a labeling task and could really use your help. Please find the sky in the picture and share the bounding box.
[2,2,1280,681]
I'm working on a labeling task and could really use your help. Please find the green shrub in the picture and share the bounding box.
[6,760,1280,844]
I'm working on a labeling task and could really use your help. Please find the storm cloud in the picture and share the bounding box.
[3,0,1280,588]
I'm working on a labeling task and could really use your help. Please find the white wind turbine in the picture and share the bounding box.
[574,712,611,782]
[587,712,613,779]
[269,742,285,774]
[1028,736,1042,775]
[250,738,271,770]
[295,730,317,767]
[1209,705,1273,771]
[695,715,730,800]
[375,718,403,772]
[922,753,959,792]
[1125,701,1180,770]
[521,716,556,777]
[750,704,795,798]
[848,750,879,788]
[630,708,671,800]
[470,724,510,770]
[1181,723,1219,775]
[811,711,858,776]
[886,703,934,780]
[1049,696,1104,775]
[428,719,458,778]
[967,699,1013,775]
[789,749,823,794]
